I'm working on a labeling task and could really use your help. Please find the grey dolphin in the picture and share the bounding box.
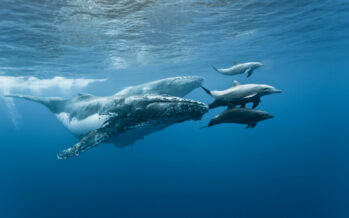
[205,108,274,129]
[212,62,264,78]
[201,80,281,109]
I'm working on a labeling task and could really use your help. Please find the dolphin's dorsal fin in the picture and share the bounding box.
[234,61,239,65]
[233,80,240,86]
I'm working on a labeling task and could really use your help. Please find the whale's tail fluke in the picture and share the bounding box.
[200,86,212,96]
[5,94,67,113]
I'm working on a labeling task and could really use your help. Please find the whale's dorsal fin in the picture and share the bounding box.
[76,92,95,100]
[5,94,67,113]
[233,80,240,86]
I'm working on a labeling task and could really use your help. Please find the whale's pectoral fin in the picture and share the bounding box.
[57,119,120,159]
[245,68,253,77]
[252,98,261,109]
[57,128,113,159]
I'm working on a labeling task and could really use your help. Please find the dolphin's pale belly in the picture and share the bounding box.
[56,112,108,138]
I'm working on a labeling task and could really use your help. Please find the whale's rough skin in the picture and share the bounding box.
[212,62,263,78]
[206,108,273,129]
[57,95,208,159]
[5,76,207,159]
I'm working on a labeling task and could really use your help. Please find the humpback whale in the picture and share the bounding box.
[201,80,281,109]
[5,76,207,159]
[205,108,273,129]
[212,62,264,78]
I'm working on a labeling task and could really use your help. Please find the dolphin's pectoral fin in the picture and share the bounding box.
[244,93,258,99]
[252,98,261,109]
[226,102,236,109]
[246,121,258,129]
[245,68,253,77]
[209,100,225,109]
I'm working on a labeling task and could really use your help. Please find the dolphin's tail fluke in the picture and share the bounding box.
[5,94,66,113]
[200,86,212,96]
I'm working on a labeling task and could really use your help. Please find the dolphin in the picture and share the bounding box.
[5,76,207,159]
[205,108,274,129]
[201,80,281,109]
[212,62,264,78]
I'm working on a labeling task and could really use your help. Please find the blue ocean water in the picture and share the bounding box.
[1,0,349,217]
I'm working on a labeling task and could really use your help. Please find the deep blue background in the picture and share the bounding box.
[1,1,349,217]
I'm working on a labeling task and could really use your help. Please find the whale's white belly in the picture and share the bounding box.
[56,112,108,138]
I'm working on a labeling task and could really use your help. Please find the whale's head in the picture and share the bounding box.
[256,84,281,96]
[114,76,204,98]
